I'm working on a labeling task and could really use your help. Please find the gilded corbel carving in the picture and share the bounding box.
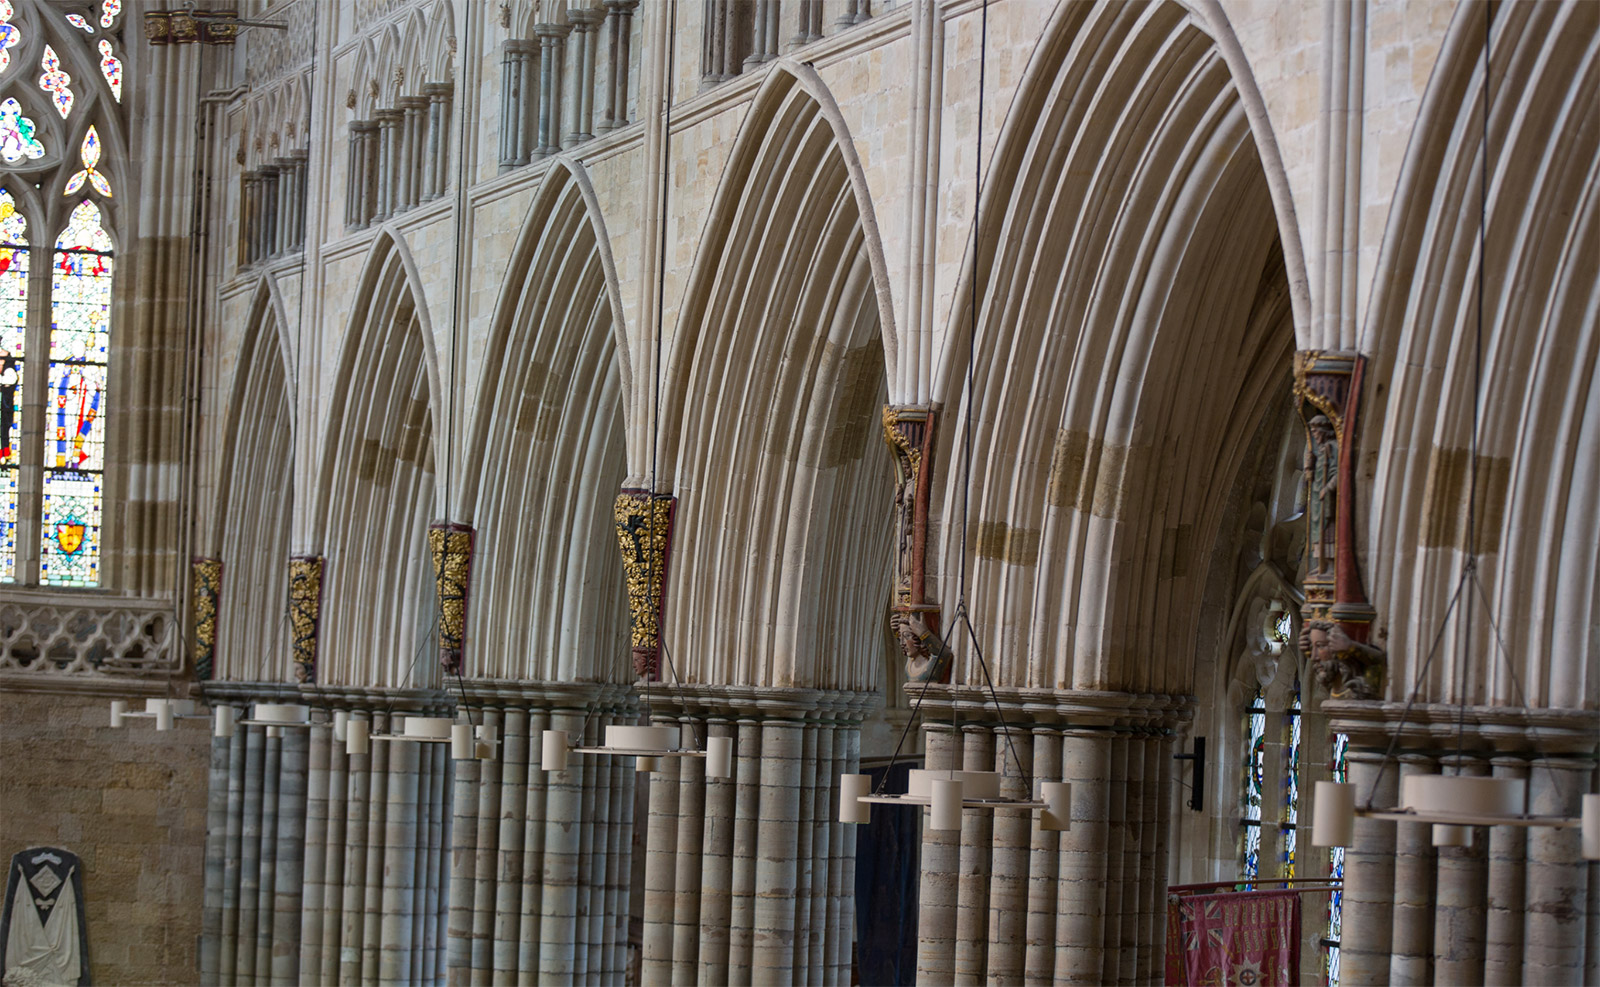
[428,522,475,676]
[191,557,223,681]
[1293,350,1384,697]
[615,489,676,680]
[884,405,949,684]
[288,555,324,684]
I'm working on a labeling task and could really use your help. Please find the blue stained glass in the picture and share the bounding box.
[1326,731,1350,986]
[1242,686,1266,880]
[1284,684,1303,878]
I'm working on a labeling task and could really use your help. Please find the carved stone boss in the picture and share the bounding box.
[288,555,324,684]
[1294,350,1384,699]
[428,522,475,676]
[883,405,950,684]
[191,557,223,681]
[614,489,675,680]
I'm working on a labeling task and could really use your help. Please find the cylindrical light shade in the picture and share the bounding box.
[839,773,871,825]
[1432,824,1470,847]
[1401,774,1524,817]
[1583,793,1600,861]
[403,716,455,740]
[1040,781,1071,832]
[155,700,174,732]
[606,724,678,750]
[706,736,734,780]
[1312,781,1356,847]
[931,778,963,831]
[333,710,349,742]
[214,706,236,739]
[450,724,474,760]
[636,755,658,773]
[474,723,498,760]
[542,730,570,772]
[267,726,283,739]
[346,719,370,756]
[109,700,127,728]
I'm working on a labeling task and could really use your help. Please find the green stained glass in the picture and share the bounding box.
[41,200,110,586]
[0,189,24,581]
[1242,685,1266,880]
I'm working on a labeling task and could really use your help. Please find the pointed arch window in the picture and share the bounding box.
[0,190,27,580]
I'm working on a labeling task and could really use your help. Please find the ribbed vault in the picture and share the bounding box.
[465,165,628,683]
[315,237,440,688]
[1364,0,1600,707]
[213,284,293,682]
[934,0,1296,695]
[662,70,894,691]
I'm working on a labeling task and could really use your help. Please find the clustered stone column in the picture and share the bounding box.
[345,84,455,230]
[636,689,872,987]
[445,690,639,986]
[598,1,639,133]
[1328,703,1597,987]
[909,689,1184,987]
[345,121,380,228]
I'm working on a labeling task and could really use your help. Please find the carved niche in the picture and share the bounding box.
[1293,350,1384,698]
[614,490,676,680]
[883,406,951,684]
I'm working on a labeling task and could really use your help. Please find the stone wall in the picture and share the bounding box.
[0,687,210,985]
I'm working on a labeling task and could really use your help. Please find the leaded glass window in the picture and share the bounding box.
[1242,685,1266,879]
[1283,684,1303,878]
[40,200,109,586]
[1326,731,1349,987]
[0,189,25,580]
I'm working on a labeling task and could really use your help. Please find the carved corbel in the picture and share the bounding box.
[428,522,475,676]
[288,555,324,684]
[1294,350,1383,696]
[615,489,676,680]
[883,405,949,683]
[191,557,223,681]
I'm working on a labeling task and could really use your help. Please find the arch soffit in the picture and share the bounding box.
[663,61,896,457]
[461,156,629,520]
[310,227,443,538]
[213,275,295,548]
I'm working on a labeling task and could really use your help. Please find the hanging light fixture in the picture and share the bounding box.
[1311,5,1599,861]
[839,0,1070,835]
[108,697,212,732]
[540,0,727,783]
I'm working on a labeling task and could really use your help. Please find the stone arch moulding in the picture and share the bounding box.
[307,230,444,688]
[1360,0,1599,709]
[209,277,295,684]
[209,274,295,555]
[460,160,630,683]
[930,0,1298,696]
[659,58,898,475]
[659,62,896,691]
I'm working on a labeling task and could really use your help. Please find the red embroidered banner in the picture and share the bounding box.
[1164,889,1300,986]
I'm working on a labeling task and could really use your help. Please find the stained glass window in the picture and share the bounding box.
[64,126,110,197]
[0,190,25,582]
[41,200,110,587]
[1242,685,1266,879]
[1,97,44,163]
[1326,731,1350,987]
[97,40,119,102]
[0,0,19,76]
[39,45,73,119]
[99,0,119,30]
[64,13,93,33]
[1282,683,1303,879]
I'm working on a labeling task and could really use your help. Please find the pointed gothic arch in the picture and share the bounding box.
[313,232,443,687]
[463,161,629,683]
[932,0,1297,695]
[661,67,895,690]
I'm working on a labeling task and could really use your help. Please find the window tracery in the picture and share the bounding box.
[0,190,27,581]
